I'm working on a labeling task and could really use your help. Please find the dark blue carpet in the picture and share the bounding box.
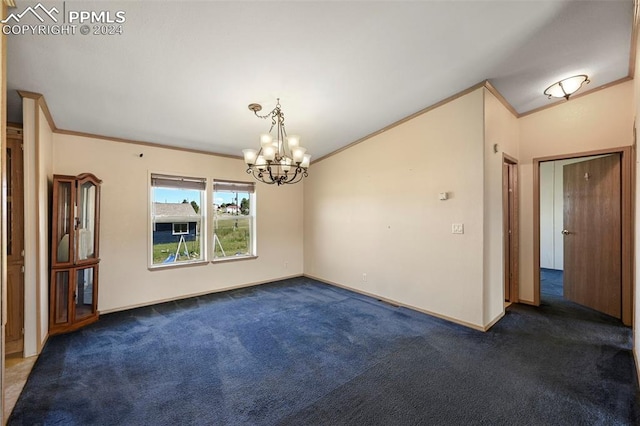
[541,268,563,297]
[9,276,639,425]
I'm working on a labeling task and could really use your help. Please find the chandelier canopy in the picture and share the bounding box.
[242,99,310,186]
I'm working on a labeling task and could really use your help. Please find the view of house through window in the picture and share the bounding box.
[213,180,255,259]
[150,174,205,266]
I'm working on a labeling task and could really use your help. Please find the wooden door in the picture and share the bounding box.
[563,155,621,318]
[503,157,519,302]
[5,135,24,356]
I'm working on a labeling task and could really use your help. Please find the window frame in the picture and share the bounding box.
[172,222,189,235]
[212,179,257,262]
[149,173,207,269]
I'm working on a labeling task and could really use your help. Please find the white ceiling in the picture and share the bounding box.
[6,0,634,160]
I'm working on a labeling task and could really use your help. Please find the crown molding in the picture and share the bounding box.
[16,90,243,160]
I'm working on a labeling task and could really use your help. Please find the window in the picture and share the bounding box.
[150,174,206,266]
[172,223,189,235]
[213,180,255,260]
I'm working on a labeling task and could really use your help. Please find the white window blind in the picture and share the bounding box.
[151,174,206,190]
[213,180,255,193]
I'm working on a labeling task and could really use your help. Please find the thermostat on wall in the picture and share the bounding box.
[439,192,448,200]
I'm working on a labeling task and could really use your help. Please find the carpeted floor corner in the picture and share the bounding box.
[8,276,639,425]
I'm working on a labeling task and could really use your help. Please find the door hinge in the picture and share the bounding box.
[21,249,25,257]
[20,144,23,151]
[21,265,25,273]
[21,327,24,335]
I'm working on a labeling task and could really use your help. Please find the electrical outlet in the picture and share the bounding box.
[362,273,367,282]
[284,261,288,269]
[452,223,464,234]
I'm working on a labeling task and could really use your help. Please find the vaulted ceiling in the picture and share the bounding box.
[6,0,635,160]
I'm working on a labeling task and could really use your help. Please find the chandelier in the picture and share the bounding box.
[242,98,310,185]
[544,75,590,100]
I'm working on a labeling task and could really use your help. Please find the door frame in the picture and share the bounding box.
[533,146,633,325]
[503,154,519,303]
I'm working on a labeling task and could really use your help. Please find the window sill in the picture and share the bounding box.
[148,259,209,271]
[211,255,258,264]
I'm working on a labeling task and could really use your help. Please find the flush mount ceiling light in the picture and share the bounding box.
[242,98,310,186]
[544,75,590,100]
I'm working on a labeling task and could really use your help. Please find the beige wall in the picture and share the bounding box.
[21,101,36,355]
[304,88,496,329]
[52,134,304,313]
[518,81,634,303]
[483,88,519,323]
[37,107,53,349]
[22,97,53,356]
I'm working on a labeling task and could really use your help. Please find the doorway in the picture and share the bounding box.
[5,127,24,357]
[533,147,633,325]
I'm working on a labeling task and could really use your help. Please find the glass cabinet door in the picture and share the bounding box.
[52,270,70,325]
[76,176,99,262]
[74,266,97,321]
[54,179,74,265]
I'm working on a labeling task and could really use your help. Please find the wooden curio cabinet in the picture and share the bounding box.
[50,173,102,335]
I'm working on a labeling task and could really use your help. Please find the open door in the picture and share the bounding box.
[5,132,24,356]
[503,156,518,303]
[562,154,621,318]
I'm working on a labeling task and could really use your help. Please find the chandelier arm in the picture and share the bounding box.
[266,163,277,183]
[245,164,308,185]
[285,167,299,183]
[248,167,276,184]
[285,167,304,185]
[289,167,306,184]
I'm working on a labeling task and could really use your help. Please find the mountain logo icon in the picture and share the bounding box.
[1,3,59,24]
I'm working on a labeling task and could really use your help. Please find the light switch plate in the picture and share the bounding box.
[452,223,464,234]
